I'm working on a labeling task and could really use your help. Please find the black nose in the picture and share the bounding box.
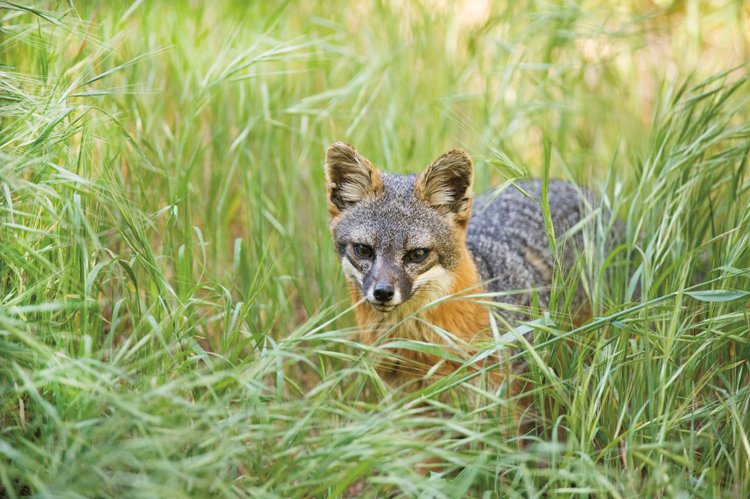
[373,283,394,302]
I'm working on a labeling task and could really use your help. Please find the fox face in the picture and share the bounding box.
[325,142,474,313]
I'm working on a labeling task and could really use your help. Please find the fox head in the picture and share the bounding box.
[325,142,474,313]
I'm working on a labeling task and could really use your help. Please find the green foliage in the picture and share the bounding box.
[1,1,749,496]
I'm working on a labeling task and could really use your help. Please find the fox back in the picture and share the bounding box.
[324,142,590,386]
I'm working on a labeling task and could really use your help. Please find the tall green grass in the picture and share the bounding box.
[1,1,749,496]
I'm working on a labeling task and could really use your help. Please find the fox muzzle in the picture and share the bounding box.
[363,260,412,311]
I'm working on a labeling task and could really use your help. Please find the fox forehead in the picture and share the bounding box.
[333,176,452,243]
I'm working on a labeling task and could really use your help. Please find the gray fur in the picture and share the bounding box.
[467,180,592,317]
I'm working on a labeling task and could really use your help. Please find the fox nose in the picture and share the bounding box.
[373,283,395,302]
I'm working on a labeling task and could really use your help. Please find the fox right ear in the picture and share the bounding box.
[416,149,474,226]
[325,142,383,215]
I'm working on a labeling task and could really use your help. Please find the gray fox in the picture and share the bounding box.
[324,142,591,387]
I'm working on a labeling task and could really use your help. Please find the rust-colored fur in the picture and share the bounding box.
[350,246,508,388]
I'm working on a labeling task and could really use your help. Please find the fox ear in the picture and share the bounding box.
[325,142,383,215]
[416,149,474,225]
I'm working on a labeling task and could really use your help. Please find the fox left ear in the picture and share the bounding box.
[416,149,474,226]
[325,142,383,217]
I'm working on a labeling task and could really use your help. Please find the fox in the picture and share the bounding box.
[324,142,592,389]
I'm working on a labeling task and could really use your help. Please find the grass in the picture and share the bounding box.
[1,0,749,496]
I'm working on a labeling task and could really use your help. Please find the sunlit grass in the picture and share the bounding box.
[1,1,749,497]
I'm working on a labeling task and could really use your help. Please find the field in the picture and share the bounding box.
[2,1,750,497]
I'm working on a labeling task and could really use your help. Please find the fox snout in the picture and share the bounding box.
[367,279,399,311]
[362,260,410,311]
[372,282,394,302]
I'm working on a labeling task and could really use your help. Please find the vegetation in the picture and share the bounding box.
[1,1,749,496]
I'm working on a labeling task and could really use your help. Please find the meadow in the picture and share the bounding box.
[1,1,749,497]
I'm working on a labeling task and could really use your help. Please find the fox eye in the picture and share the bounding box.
[405,248,430,263]
[352,243,374,259]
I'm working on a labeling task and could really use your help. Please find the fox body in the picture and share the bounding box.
[324,142,589,386]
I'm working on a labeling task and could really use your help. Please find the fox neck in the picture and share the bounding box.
[349,247,491,382]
